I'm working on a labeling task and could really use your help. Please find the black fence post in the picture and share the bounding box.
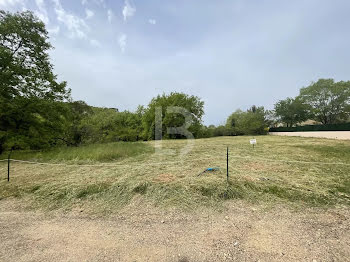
[7,149,12,182]
[226,147,229,182]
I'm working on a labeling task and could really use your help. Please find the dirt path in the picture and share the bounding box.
[0,200,349,262]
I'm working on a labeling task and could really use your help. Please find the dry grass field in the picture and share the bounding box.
[1,136,349,211]
[0,136,350,261]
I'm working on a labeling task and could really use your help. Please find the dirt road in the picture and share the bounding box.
[0,199,349,262]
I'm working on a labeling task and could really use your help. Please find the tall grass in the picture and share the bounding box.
[1,142,153,163]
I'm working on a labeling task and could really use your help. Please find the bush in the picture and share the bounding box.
[79,107,144,143]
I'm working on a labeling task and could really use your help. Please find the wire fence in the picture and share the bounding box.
[1,152,350,184]
[230,155,350,166]
[0,156,221,168]
[1,155,350,167]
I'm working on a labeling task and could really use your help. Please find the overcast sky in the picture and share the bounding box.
[1,0,350,125]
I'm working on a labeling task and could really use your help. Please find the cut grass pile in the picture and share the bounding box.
[0,136,349,212]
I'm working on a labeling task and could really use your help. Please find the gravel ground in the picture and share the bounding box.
[0,199,349,262]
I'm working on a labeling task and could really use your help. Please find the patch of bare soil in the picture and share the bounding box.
[0,199,349,262]
[153,173,176,183]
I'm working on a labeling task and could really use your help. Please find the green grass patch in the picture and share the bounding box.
[1,142,153,163]
[292,144,350,160]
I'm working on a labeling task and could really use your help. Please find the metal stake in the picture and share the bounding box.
[226,147,229,182]
[7,149,12,182]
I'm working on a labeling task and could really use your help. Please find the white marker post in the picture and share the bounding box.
[250,139,257,149]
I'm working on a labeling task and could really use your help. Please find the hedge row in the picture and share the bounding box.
[269,123,350,132]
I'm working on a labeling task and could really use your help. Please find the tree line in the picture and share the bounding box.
[0,10,267,154]
[1,10,350,154]
[274,79,350,127]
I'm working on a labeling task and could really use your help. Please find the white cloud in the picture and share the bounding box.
[122,0,135,22]
[97,0,105,8]
[82,0,105,8]
[35,0,49,24]
[148,19,156,25]
[90,39,101,47]
[118,34,127,53]
[0,0,22,7]
[85,8,94,19]
[35,0,44,8]
[48,25,60,35]
[52,0,88,39]
[107,9,113,23]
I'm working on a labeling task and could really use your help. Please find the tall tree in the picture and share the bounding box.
[142,92,204,140]
[274,97,310,127]
[0,10,70,153]
[299,79,350,124]
[63,101,93,146]
[226,106,268,135]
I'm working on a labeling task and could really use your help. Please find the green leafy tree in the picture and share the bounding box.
[142,92,204,140]
[63,101,93,146]
[0,10,70,153]
[196,125,215,138]
[226,106,268,135]
[299,79,350,124]
[274,97,310,127]
[79,107,144,143]
[211,125,233,137]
